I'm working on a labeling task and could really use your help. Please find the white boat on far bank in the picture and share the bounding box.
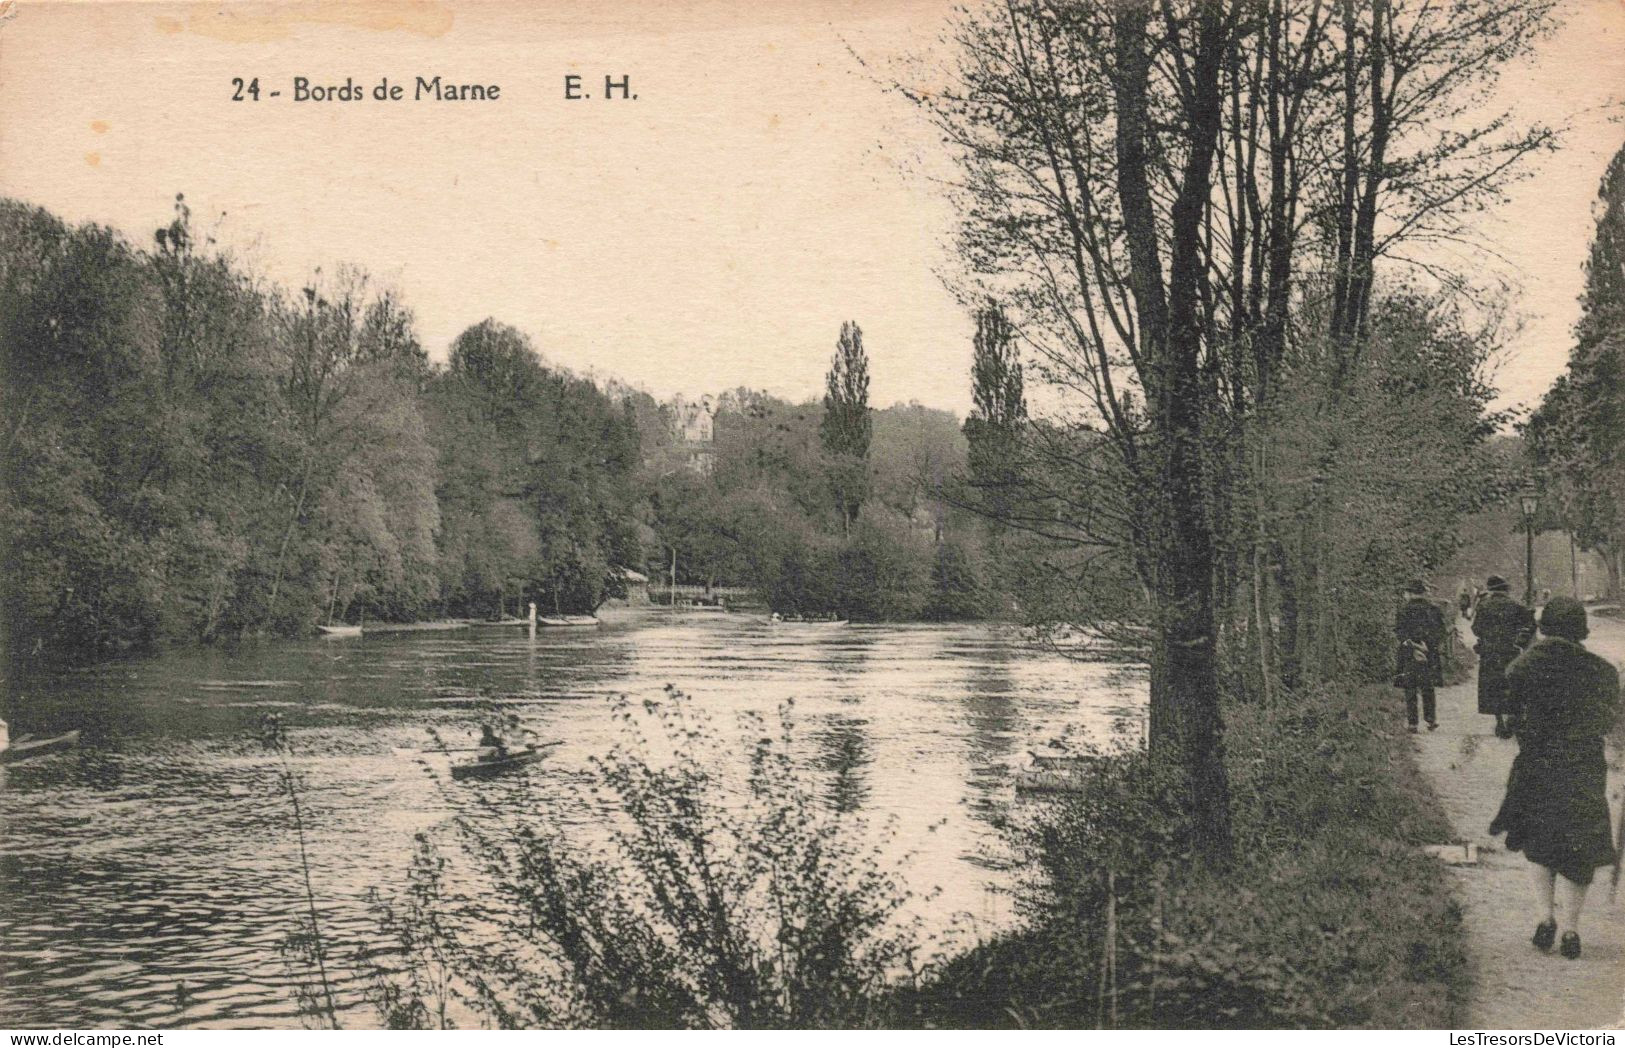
[539,615,600,628]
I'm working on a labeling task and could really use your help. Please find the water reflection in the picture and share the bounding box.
[816,714,872,814]
[0,617,1143,1028]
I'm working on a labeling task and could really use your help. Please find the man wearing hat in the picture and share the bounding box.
[1472,574,1536,738]
[1394,579,1445,732]
[1490,597,1620,959]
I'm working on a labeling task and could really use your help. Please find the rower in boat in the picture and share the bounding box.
[475,724,507,762]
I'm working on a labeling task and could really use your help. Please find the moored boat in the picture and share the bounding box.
[0,729,81,764]
[317,623,362,637]
[538,615,599,628]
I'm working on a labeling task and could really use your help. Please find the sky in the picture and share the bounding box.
[1,0,1621,417]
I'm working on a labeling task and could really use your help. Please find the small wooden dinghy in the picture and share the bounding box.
[449,740,560,781]
[538,615,599,628]
[318,623,362,637]
[0,729,81,764]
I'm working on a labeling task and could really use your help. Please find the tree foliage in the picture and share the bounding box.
[1528,141,1625,597]
[0,195,643,666]
[821,322,874,534]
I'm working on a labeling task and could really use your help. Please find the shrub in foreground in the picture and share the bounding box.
[366,691,929,1028]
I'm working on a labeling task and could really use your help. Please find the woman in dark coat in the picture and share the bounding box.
[1473,575,1536,737]
[1489,597,1620,959]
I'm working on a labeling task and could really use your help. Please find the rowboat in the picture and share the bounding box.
[469,618,530,628]
[318,623,362,637]
[0,729,81,764]
[449,741,559,781]
[538,615,599,628]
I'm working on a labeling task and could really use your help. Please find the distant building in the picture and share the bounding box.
[613,566,650,604]
[669,394,715,474]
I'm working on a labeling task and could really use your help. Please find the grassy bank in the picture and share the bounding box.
[896,682,1469,1029]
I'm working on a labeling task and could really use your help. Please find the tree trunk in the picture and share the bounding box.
[1277,538,1301,691]
[1113,0,1234,866]
[266,454,314,628]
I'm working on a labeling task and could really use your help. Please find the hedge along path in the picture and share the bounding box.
[1410,615,1625,1029]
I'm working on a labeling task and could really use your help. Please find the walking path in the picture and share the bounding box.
[1411,615,1625,1029]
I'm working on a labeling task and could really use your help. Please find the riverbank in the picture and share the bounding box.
[1410,617,1624,1028]
[896,679,1470,1028]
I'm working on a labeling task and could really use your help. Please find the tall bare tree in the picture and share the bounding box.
[904,0,1557,862]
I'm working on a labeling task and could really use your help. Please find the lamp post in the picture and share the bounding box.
[1519,490,1539,607]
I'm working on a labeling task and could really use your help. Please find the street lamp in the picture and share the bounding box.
[1519,490,1539,607]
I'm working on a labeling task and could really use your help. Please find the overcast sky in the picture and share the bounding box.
[2,0,1621,416]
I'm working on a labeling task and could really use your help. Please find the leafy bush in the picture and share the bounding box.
[367,691,930,1028]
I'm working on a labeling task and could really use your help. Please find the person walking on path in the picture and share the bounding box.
[1489,597,1621,961]
[1395,579,1446,732]
[1473,575,1536,738]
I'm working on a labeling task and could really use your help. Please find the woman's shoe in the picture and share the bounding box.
[1559,932,1581,960]
[1532,919,1556,952]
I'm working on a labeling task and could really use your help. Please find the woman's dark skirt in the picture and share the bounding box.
[1478,658,1517,715]
[1490,737,1617,886]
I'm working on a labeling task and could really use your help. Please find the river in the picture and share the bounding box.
[0,615,1145,1029]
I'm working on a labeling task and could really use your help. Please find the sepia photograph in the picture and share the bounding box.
[1,0,1622,1033]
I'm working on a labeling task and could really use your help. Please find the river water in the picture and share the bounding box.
[0,615,1145,1029]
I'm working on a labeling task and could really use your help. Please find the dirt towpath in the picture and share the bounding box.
[1409,615,1625,1029]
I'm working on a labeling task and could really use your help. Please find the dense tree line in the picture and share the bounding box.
[639,366,993,621]
[1528,141,1625,598]
[0,196,641,667]
[0,198,1002,669]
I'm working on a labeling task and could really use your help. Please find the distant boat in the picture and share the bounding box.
[769,616,849,627]
[1014,748,1099,796]
[363,620,471,633]
[449,741,558,781]
[539,615,599,628]
[317,623,362,637]
[0,729,81,764]
[470,618,530,627]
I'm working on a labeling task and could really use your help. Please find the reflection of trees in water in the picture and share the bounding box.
[815,714,872,814]
[820,630,875,691]
[959,645,1023,768]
